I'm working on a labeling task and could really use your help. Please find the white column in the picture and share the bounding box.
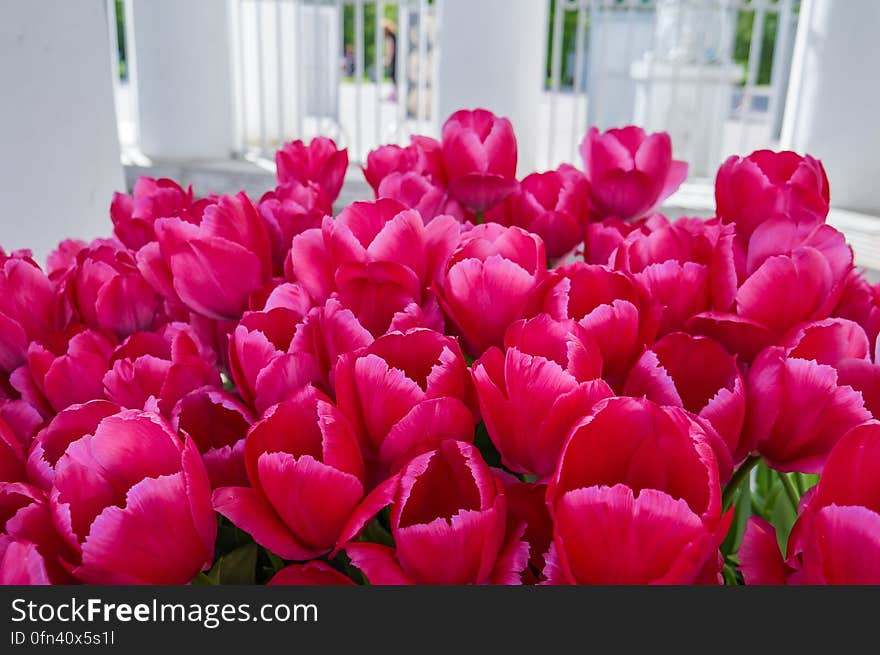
[131,0,235,160]
[781,0,880,214]
[0,0,124,264]
[435,0,548,174]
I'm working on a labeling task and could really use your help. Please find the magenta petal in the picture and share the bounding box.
[268,561,355,586]
[739,516,787,584]
[345,542,414,584]
[79,473,212,584]
[212,486,316,561]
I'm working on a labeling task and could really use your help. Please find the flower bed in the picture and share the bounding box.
[1,108,878,585]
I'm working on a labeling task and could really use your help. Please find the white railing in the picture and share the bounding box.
[108,0,798,176]
[543,0,799,175]
[231,0,436,164]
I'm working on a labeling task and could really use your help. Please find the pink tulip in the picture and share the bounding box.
[55,240,161,340]
[377,171,468,224]
[149,192,273,320]
[0,250,54,373]
[579,126,687,220]
[363,137,447,192]
[49,410,217,583]
[544,397,729,584]
[716,150,829,241]
[171,387,253,489]
[27,400,121,490]
[740,422,880,584]
[543,261,658,388]
[688,219,852,360]
[503,480,553,584]
[441,109,518,213]
[290,198,460,335]
[11,326,116,416]
[213,386,365,560]
[486,165,590,260]
[745,335,871,473]
[45,239,88,278]
[335,328,477,477]
[228,282,316,413]
[1,482,75,584]
[285,297,374,395]
[276,137,348,203]
[103,328,220,416]
[110,177,206,251]
[612,216,737,336]
[472,314,612,477]
[339,440,529,584]
[624,332,745,481]
[0,399,42,451]
[436,223,551,357]
[258,181,331,274]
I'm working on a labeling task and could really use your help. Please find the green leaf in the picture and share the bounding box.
[206,542,258,585]
[721,475,752,558]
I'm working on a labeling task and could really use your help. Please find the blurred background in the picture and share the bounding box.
[2,0,879,271]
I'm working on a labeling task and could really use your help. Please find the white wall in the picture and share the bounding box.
[132,0,235,160]
[435,0,548,174]
[782,0,880,214]
[0,0,124,264]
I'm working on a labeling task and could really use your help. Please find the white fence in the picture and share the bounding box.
[109,0,799,175]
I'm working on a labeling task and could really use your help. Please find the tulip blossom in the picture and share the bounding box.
[612,216,737,336]
[258,181,331,274]
[486,165,590,260]
[745,336,871,474]
[441,109,518,213]
[171,387,254,489]
[213,386,365,560]
[103,328,220,416]
[833,270,880,357]
[339,440,528,584]
[502,480,553,584]
[624,332,746,479]
[543,261,658,388]
[740,422,880,584]
[110,177,206,251]
[579,126,687,220]
[472,314,612,477]
[290,198,459,335]
[377,172,468,224]
[544,397,729,584]
[275,136,348,203]
[436,223,551,357]
[0,250,54,374]
[228,282,316,413]
[11,327,116,417]
[27,400,121,490]
[147,192,273,320]
[688,219,852,360]
[55,240,161,339]
[715,150,829,241]
[1,482,75,584]
[335,328,477,476]
[49,409,217,583]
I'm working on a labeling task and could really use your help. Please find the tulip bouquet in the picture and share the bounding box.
[2,107,879,586]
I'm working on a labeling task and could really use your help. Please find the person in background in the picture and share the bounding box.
[383,18,397,102]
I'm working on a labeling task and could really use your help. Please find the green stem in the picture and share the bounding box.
[721,455,760,511]
[779,471,801,511]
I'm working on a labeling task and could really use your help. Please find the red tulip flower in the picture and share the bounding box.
[213,386,365,561]
[276,136,348,204]
[441,109,518,213]
[579,126,687,220]
[544,397,729,584]
[340,440,528,584]
[716,150,829,241]
[49,410,217,583]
